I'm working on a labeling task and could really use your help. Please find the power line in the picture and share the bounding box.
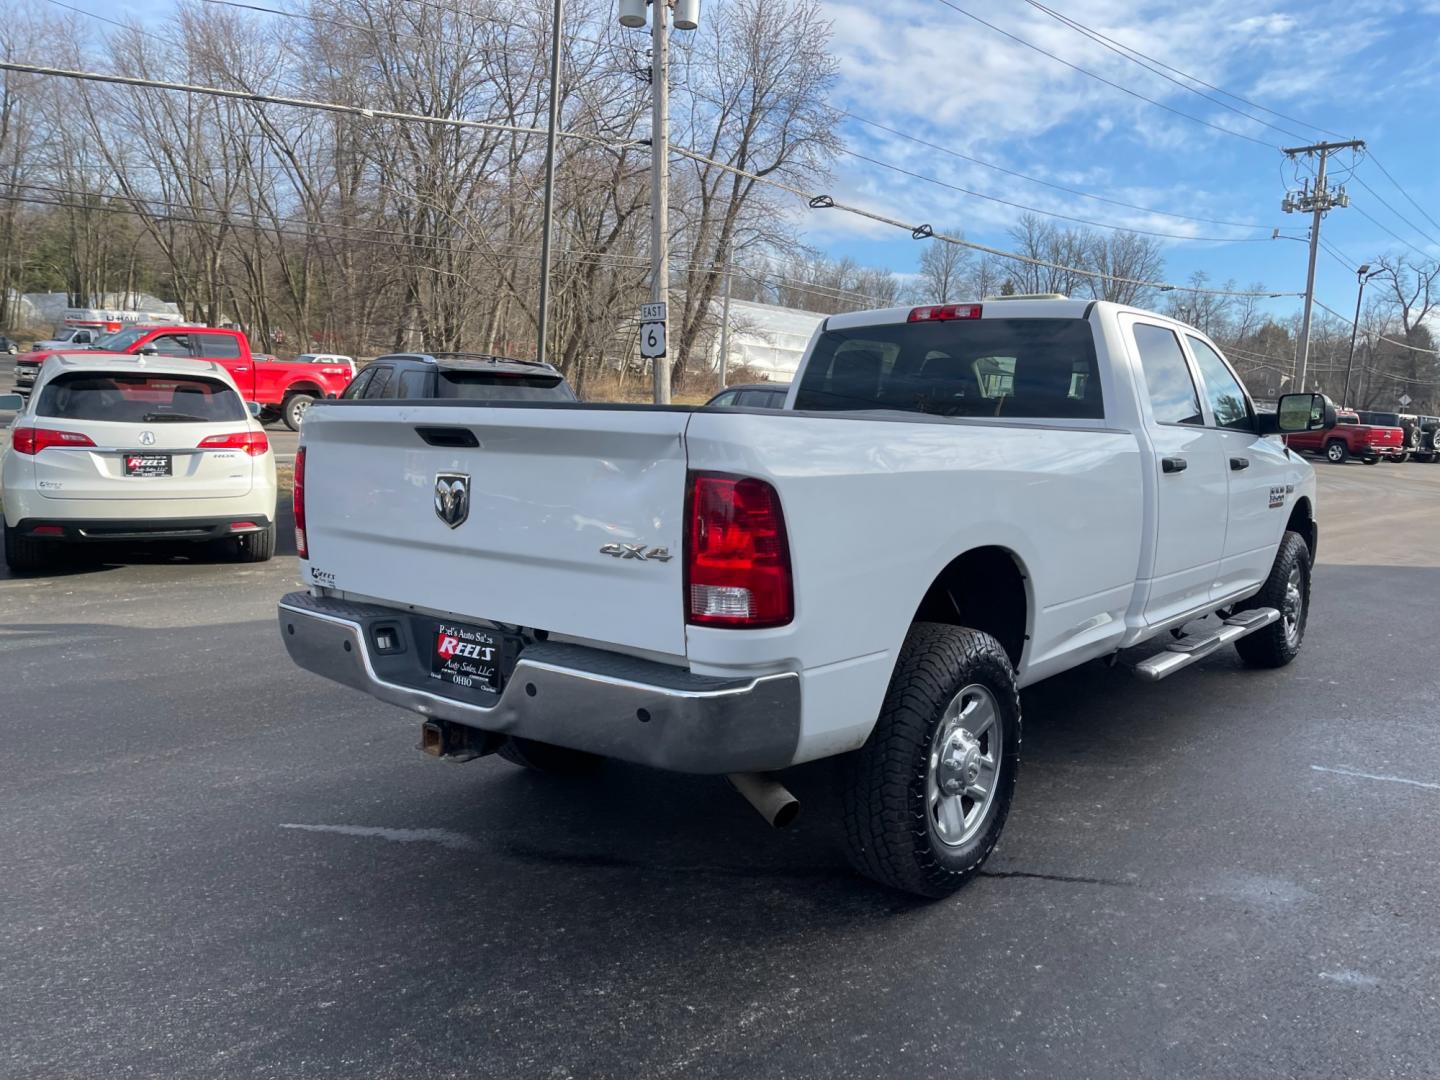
[929,0,1279,150]
[1351,203,1436,261]
[1365,152,1440,237]
[840,111,1274,231]
[1313,298,1440,357]
[1351,174,1440,251]
[1018,0,1346,141]
[841,148,1284,243]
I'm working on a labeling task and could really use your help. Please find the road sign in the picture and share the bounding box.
[1399,393,1412,407]
[640,319,667,359]
[640,301,666,322]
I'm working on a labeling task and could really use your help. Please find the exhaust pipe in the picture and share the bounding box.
[727,772,800,829]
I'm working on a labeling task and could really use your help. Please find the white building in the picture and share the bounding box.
[711,298,826,382]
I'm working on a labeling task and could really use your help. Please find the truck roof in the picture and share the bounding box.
[825,297,1097,331]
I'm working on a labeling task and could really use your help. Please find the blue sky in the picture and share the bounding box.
[808,0,1440,323]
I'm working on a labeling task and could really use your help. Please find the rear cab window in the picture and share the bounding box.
[436,371,576,402]
[793,317,1103,420]
[36,372,246,423]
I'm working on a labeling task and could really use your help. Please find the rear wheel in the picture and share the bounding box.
[497,737,602,776]
[842,623,1021,898]
[1235,530,1311,669]
[233,523,275,563]
[282,392,316,431]
[3,523,53,573]
[1325,440,1349,464]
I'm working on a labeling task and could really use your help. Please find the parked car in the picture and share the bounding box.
[1414,415,1440,463]
[1,355,278,572]
[338,353,576,402]
[705,382,791,409]
[0,335,19,355]
[277,296,1333,898]
[14,326,354,429]
[1286,408,1404,463]
[30,325,109,351]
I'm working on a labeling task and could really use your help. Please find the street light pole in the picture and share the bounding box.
[536,0,564,366]
[1343,263,1380,407]
[648,0,670,404]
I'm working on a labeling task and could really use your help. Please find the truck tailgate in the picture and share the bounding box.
[300,404,690,657]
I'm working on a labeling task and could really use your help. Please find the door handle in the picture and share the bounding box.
[1161,456,1188,474]
[233,367,249,373]
[1230,457,1250,471]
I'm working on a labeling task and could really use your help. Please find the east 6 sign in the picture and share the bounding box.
[640,319,667,358]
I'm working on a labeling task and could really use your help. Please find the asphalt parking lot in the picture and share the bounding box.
[3,397,1440,1077]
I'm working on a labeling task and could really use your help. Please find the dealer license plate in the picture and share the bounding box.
[431,622,504,693]
[124,454,172,477]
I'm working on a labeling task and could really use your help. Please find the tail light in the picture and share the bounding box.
[294,446,308,559]
[685,472,793,628]
[10,428,96,455]
[908,303,982,322]
[197,431,270,456]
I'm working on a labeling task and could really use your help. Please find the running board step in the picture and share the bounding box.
[1132,608,1281,682]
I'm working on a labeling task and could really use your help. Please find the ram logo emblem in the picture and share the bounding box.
[434,474,471,529]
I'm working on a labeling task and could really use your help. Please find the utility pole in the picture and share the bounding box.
[1281,138,1363,394]
[536,0,564,366]
[718,239,734,388]
[1344,263,1381,407]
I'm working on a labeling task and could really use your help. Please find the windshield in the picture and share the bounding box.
[93,326,151,352]
[36,372,246,423]
[436,371,575,401]
[793,317,1103,420]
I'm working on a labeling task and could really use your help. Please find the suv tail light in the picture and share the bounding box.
[11,428,96,455]
[685,472,793,628]
[294,447,308,559]
[908,303,982,322]
[197,431,270,456]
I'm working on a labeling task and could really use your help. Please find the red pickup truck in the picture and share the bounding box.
[1285,409,1404,464]
[12,325,354,429]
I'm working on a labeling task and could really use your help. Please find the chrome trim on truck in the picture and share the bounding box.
[277,592,802,774]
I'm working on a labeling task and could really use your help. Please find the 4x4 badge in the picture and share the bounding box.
[434,474,470,529]
[599,543,672,562]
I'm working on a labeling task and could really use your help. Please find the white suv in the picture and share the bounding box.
[1,354,278,572]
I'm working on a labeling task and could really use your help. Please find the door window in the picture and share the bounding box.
[148,334,194,358]
[1133,324,1202,425]
[363,366,393,398]
[340,367,375,399]
[195,334,243,360]
[1187,337,1251,430]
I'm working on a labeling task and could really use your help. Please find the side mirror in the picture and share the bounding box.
[138,345,159,356]
[1276,392,1334,433]
[0,393,23,411]
[246,401,262,418]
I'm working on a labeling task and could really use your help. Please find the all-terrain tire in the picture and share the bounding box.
[841,623,1021,898]
[1234,530,1311,670]
[2,523,52,573]
[498,737,603,775]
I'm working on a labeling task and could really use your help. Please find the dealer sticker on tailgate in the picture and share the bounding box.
[431,622,503,693]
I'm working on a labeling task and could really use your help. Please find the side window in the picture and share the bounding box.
[1133,324,1202,426]
[364,366,393,399]
[1186,337,1251,430]
[709,390,738,407]
[149,334,193,358]
[398,369,430,398]
[194,334,242,360]
[340,367,375,399]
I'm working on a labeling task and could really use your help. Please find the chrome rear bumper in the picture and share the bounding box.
[277,591,801,774]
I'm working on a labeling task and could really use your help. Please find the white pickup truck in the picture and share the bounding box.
[278,297,1335,897]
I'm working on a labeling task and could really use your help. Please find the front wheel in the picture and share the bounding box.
[1235,530,1311,669]
[1325,440,1349,464]
[282,392,316,431]
[842,623,1021,898]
